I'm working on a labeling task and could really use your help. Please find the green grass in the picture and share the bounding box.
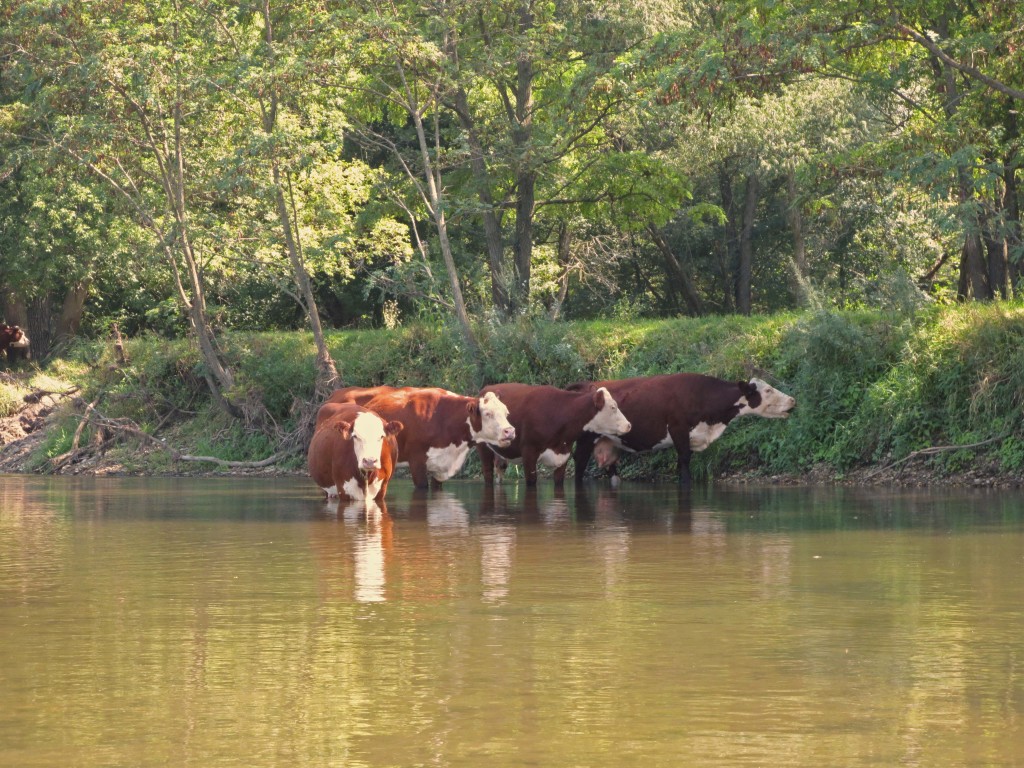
[37,302,1024,480]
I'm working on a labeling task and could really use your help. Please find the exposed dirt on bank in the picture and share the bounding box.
[2,372,1021,487]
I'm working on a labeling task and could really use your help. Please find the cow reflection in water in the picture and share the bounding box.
[309,484,699,607]
[312,497,393,604]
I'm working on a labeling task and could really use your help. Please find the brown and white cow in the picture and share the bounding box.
[571,374,796,486]
[476,383,631,486]
[0,324,29,364]
[325,386,515,489]
[308,402,403,503]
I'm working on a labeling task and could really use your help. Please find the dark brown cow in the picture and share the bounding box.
[571,374,796,486]
[326,386,515,488]
[308,403,403,503]
[476,383,631,486]
[0,324,29,364]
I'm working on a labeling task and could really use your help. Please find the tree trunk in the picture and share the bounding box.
[647,223,704,316]
[513,170,535,314]
[408,100,480,364]
[786,169,809,305]
[1003,110,1022,297]
[736,172,759,315]
[956,171,990,301]
[451,86,511,316]
[718,165,738,313]
[25,296,53,360]
[928,23,992,302]
[549,222,572,320]
[272,168,339,398]
[983,212,1010,300]
[509,1,535,315]
[261,0,339,399]
[57,280,90,342]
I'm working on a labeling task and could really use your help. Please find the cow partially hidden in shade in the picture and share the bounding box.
[0,324,29,365]
[308,402,403,503]
[571,374,796,487]
[477,383,631,486]
[325,386,516,489]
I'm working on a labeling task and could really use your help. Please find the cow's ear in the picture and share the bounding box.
[467,399,480,418]
[592,387,607,409]
[385,420,403,436]
[334,420,353,440]
[738,380,756,396]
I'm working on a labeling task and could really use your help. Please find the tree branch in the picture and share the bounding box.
[895,22,1024,101]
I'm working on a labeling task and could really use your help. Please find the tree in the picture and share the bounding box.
[5,0,252,415]
[340,1,482,360]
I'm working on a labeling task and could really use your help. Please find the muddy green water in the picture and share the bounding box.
[1,475,1023,767]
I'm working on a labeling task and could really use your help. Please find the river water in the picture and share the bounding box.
[1,475,1023,767]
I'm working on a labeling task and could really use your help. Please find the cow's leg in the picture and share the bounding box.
[669,426,694,487]
[553,462,567,488]
[409,460,431,490]
[674,448,693,487]
[608,461,621,489]
[477,444,496,484]
[572,435,596,485]
[522,448,540,487]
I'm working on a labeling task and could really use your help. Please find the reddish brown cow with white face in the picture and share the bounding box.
[326,386,515,489]
[476,383,631,487]
[308,403,403,503]
[0,324,29,364]
[571,374,796,486]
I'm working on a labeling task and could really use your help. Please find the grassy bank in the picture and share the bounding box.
[5,302,1024,484]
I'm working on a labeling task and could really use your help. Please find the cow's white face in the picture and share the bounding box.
[350,411,389,470]
[473,391,516,447]
[583,387,632,436]
[741,378,796,419]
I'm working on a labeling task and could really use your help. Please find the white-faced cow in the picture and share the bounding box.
[325,386,515,489]
[476,383,631,487]
[308,402,403,503]
[571,374,796,486]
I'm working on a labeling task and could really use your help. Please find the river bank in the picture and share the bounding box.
[3,303,1023,487]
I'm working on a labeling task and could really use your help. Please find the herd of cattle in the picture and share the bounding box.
[308,373,797,505]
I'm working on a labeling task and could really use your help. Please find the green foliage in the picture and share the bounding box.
[0,384,24,418]
[188,420,277,464]
[22,304,1024,479]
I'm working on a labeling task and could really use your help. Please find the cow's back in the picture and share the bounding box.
[361,388,463,453]
[588,374,743,451]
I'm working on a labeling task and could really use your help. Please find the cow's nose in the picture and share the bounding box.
[502,427,516,441]
[361,457,379,469]
[622,422,632,432]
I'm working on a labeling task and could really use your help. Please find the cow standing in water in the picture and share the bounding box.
[476,383,631,487]
[325,386,515,489]
[571,374,796,486]
[308,403,403,503]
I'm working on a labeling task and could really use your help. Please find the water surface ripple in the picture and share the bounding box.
[1,476,1023,767]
